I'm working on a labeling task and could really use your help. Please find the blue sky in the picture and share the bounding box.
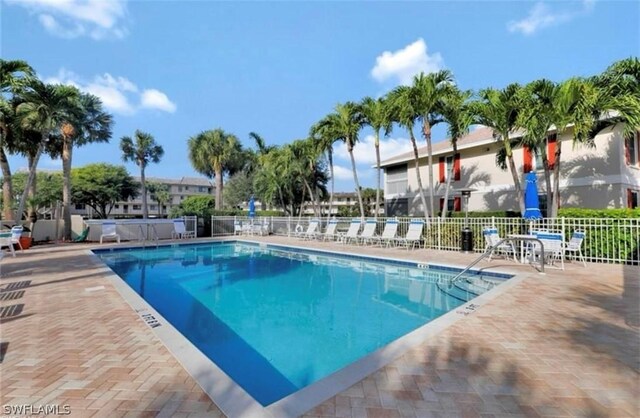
[2,0,638,191]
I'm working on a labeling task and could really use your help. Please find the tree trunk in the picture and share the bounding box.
[140,164,148,219]
[540,146,553,218]
[441,140,458,219]
[422,123,435,220]
[303,179,318,217]
[328,149,335,221]
[348,145,365,219]
[214,168,223,209]
[17,137,44,221]
[410,129,430,225]
[551,139,562,218]
[27,154,37,221]
[503,137,524,214]
[374,132,381,219]
[62,137,73,240]
[0,146,13,221]
[297,184,306,222]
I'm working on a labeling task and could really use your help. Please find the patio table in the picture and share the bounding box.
[507,234,537,264]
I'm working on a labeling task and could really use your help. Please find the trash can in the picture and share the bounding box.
[461,227,474,252]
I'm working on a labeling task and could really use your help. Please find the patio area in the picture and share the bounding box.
[0,237,638,417]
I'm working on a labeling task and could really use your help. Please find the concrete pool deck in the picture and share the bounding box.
[0,237,638,417]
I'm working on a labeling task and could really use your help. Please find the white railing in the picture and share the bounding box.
[211,215,640,265]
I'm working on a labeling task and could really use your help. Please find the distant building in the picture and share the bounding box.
[380,123,640,216]
[71,176,214,218]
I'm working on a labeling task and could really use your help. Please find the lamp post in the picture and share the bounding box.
[456,188,476,253]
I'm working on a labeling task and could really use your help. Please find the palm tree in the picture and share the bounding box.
[0,59,34,220]
[15,80,79,221]
[386,85,430,223]
[120,130,164,219]
[310,117,341,220]
[313,102,366,218]
[440,87,473,218]
[413,70,454,217]
[147,182,170,217]
[518,76,640,217]
[187,129,242,210]
[472,84,525,214]
[289,138,325,217]
[60,93,112,239]
[360,96,392,218]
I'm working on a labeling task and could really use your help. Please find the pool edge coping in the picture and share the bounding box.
[86,238,532,418]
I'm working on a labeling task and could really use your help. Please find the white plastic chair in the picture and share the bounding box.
[341,219,362,245]
[394,219,424,250]
[10,226,24,251]
[0,231,16,257]
[358,220,378,245]
[564,230,586,267]
[233,220,243,235]
[483,227,516,261]
[533,232,565,270]
[100,221,121,244]
[172,219,196,239]
[318,219,339,241]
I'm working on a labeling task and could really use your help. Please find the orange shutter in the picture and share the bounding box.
[454,197,461,212]
[439,157,445,183]
[547,134,557,169]
[523,146,533,173]
[454,153,461,181]
[624,136,631,165]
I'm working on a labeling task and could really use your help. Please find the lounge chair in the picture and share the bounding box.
[73,227,90,242]
[533,231,565,270]
[340,219,362,245]
[483,227,516,261]
[564,230,586,267]
[358,219,378,245]
[172,219,196,239]
[318,219,339,241]
[10,226,23,251]
[393,219,424,250]
[0,231,15,257]
[296,219,319,240]
[233,220,243,235]
[370,218,399,247]
[100,221,121,244]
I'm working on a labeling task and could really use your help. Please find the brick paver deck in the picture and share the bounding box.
[0,238,638,417]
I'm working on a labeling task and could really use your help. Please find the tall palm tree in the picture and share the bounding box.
[310,117,341,220]
[248,132,275,209]
[386,85,430,224]
[120,130,164,219]
[313,102,365,218]
[187,129,242,210]
[472,84,525,214]
[360,96,392,219]
[15,80,79,221]
[147,182,170,217]
[0,59,34,220]
[413,70,454,217]
[440,87,473,218]
[290,138,325,217]
[60,93,112,239]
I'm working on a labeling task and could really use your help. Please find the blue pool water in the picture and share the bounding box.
[95,242,509,406]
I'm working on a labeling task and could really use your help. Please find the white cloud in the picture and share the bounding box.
[45,68,176,115]
[141,89,177,113]
[371,38,445,85]
[334,135,414,166]
[507,0,595,35]
[8,0,129,40]
[333,165,355,181]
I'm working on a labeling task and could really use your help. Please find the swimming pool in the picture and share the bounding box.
[94,241,510,407]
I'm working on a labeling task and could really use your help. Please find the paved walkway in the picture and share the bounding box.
[0,238,638,417]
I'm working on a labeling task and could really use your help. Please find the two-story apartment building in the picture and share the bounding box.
[72,176,215,218]
[381,123,640,216]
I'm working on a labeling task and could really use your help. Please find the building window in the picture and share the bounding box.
[178,186,183,192]
[628,189,639,209]
[150,205,157,211]
[133,204,141,210]
[445,156,453,179]
[386,197,408,216]
[123,204,129,214]
[439,197,461,213]
[185,186,189,191]
[163,205,167,211]
[386,164,408,194]
[208,187,212,193]
[114,204,120,209]
[199,186,206,193]
[625,131,639,167]
[75,203,85,210]
[180,196,185,200]
[538,194,548,217]
[534,151,544,171]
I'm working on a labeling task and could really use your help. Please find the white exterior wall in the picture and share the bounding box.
[384,124,638,215]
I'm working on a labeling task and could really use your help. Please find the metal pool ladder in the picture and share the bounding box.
[449,237,546,285]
